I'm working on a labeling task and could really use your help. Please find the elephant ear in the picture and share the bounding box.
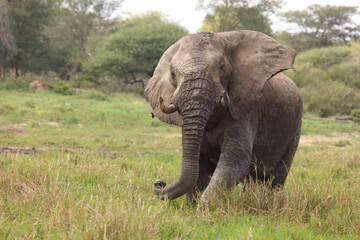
[144,42,183,126]
[218,30,296,119]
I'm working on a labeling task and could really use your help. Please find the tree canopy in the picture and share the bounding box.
[278,4,360,51]
[1,0,53,77]
[197,0,282,35]
[86,12,189,86]
[0,0,16,52]
[0,0,123,80]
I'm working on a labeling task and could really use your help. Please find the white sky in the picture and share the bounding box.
[120,0,360,33]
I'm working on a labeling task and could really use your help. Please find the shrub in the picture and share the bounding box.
[302,80,360,116]
[81,92,108,101]
[70,74,97,89]
[334,140,351,147]
[52,81,75,95]
[351,108,360,123]
[284,43,360,117]
[296,46,351,70]
[327,62,360,89]
[0,77,30,91]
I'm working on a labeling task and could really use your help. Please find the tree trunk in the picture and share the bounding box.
[1,49,7,81]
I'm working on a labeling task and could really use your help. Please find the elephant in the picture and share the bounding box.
[144,30,302,204]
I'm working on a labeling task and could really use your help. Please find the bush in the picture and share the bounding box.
[296,46,351,69]
[0,77,31,91]
[86,11,188,84]
[284,43,360,117]
[70,74,97,89]
[351,108,360,123]
[52,81,75,95]
[81,92,108,101]
[327,62,360,89]
[302,80,360,116]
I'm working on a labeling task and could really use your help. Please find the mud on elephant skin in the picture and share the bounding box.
[144,30,302,204]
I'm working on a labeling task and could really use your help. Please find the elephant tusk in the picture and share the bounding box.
[220,91,230,107]
[158,96,176,114]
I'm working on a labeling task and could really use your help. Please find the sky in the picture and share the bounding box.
[120,0,360,33]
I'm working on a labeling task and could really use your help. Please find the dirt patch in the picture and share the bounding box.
[47,122,60,127]
[165,133,181,138]
[299,133,360,147]
[0,126,28,135]
[13,123,28,128]
[152,133,181,139]
[0,146,85,155]
[0,146,36,155]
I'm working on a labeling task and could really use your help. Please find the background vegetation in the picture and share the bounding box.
[285,43,360,117]
[1,0,360,117]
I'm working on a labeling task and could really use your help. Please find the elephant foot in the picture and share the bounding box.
[196,194,210,215]
[154,179,167,189]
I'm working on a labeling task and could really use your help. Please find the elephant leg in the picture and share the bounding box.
[199,117,257,204]
[271,131,301,188]
[186,152,213,202]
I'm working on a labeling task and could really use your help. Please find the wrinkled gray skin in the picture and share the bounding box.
[144,31,302,204]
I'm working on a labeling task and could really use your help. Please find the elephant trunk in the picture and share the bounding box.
[154,77,215,200]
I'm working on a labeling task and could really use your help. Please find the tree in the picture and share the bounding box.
[45,0,123,79]
[0,0,15,80]
[0,0,123,80]
[0,0,16,52]
[279,4,360,51]
[86,11,189,87]
[62,0,122,54]
[0,0,53,78]
[197,0,282,35]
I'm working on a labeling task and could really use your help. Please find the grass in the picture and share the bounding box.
[0,90,360,239]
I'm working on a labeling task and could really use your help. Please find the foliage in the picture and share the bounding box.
[52,81,75,95]
[197,0,282,34]
[42,7,82,79]
[0,0,16,52]
[351,108,360,123]
[334,140,351,147]
[0,77,30,91]
[61,0,123,53]
[0,91,360,238]
[297,47,351,69]
[279,4,360,51]
[86,11,188,85]
[327,62,360,89]
[285,43,360,116]
[0,0,123,80]
[0,0,53,78]
[301,80,360,116]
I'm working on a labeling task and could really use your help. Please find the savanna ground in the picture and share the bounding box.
[0,90,359,239]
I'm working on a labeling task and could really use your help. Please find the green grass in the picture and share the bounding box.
[1,90,360,239]
[301,118,360,136]
[0,90,181,154]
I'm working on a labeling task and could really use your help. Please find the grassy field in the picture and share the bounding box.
[1,90,360,239]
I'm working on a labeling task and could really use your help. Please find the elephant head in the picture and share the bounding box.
[144,31,296,200]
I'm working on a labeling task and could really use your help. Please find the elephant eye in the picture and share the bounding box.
[219,57,226,72]
[220,62,226,73]
[170,71,177,87]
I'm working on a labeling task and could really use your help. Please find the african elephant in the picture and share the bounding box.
[144,31,302,204]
